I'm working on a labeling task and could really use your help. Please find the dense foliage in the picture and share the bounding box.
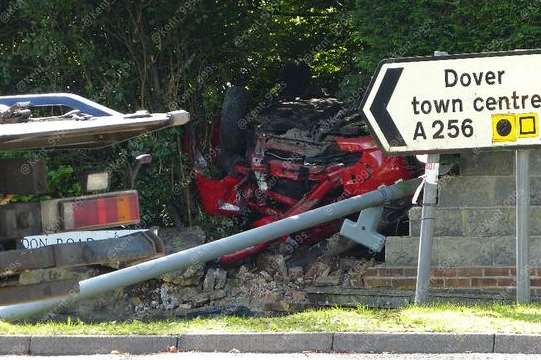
[0,0,538,229]
[349,0,541,96]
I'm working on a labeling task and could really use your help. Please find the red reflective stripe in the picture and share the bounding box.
[65,192,140,230]
[128,193,140,221]
[97,198,107,225]
[103,197,117,223]
[74,199,98,228]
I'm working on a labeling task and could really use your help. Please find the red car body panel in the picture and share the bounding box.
[196,136,413,263]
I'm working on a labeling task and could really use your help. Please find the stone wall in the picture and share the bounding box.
[383,149,541,291]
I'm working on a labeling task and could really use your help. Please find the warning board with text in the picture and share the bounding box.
[361,50,541,154]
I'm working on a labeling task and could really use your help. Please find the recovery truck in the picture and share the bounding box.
[0,93,189,306]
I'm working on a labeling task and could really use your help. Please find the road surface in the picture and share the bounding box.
[0,354,539,359]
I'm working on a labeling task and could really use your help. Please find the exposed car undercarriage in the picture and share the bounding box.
[194,90,420,264]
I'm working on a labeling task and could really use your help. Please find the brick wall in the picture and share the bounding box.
[363,266,541,292]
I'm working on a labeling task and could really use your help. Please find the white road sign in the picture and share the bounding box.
[361,50,541,154]
[20,229,147,249]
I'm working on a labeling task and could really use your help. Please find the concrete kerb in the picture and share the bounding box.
[29,335,177,355]
[333,333,495,353]
[494,334,541,354]
[2,333,541,354]
[178,333,333,353]
[0,336,31,355]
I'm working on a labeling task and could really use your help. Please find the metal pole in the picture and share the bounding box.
[516,149,530,303]
[414,153,440,304]
[0,178,421,321]
[413,50,446,305]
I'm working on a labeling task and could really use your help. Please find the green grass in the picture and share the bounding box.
[2,304,541,335]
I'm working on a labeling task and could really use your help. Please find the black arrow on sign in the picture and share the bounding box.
[369,67,406,147]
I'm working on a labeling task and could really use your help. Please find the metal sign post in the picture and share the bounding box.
[516,149,530,303]
[414,154,439,304]
[413,51,446,305]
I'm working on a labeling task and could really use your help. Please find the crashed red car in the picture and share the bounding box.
[194,88,418,263]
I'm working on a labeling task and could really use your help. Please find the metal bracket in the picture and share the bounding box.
[340,206,385,253]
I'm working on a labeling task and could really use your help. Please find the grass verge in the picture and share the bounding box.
[1,304,541,335]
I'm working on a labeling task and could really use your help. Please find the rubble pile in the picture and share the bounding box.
[39,226,375,322]
[114,227,374,320]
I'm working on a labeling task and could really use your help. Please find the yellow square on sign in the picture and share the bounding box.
[492,114,516,142]
[517,112,539,138]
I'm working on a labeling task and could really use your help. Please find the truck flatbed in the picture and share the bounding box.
[0,93,189,150]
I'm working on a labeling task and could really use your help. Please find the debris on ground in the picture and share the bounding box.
[37,94,409,322]
[37,224,378,322]
[70,226,374,321]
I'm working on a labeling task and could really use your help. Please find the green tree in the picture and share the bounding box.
[0,0,358,228]
[350,0,541,97]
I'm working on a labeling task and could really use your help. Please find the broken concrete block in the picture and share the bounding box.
[203,269,217,292]
[177,303,192,310]
[191,293,210,307]
[287,290,307,303]
[214,268,227,289]
[288,266,304,280]
[256,253,288,279]
[159,285,179,310]
[339,258,368,272]
[210,289,226,301]
[259,271,273,282]
[237,265,254,281]
[230,287,241,297]
[324,233,356,256]
[305,261,330,282]
[130,297,142,306]
[179,287,202,303]
[260,291,280,304]
[161,264,204,287]
[315,270,343,287]
[174,303,193,316]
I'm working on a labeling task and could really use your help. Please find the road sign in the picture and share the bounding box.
[20,229,147,249]
[361,50,541,154]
